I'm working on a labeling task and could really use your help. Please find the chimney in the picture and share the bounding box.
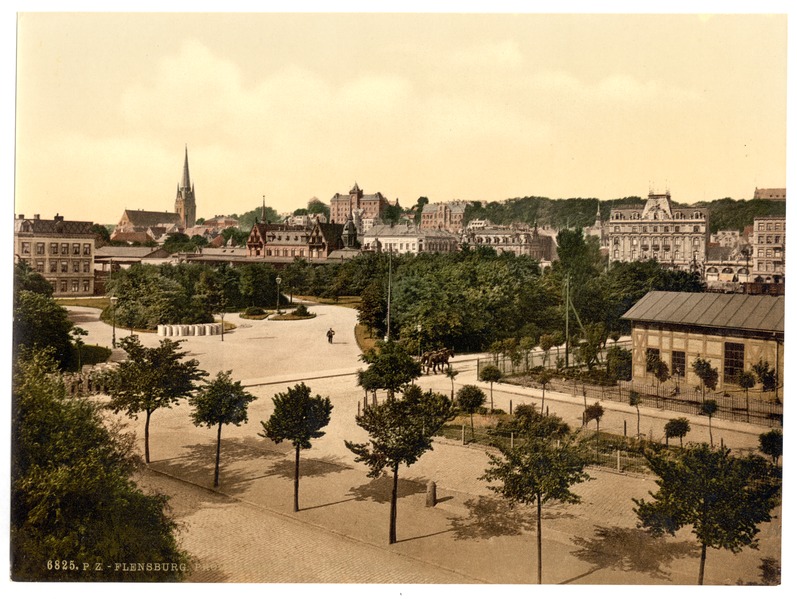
[54,214,64,222]
[34,214,40,220]
[18,214,24,219]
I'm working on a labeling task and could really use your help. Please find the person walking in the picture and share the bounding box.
[327,328,335,344]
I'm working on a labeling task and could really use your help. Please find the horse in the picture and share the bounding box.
[424,348,455,374]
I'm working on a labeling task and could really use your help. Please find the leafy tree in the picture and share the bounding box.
[513,408,571,441]
[90,222,111,245]
[444,364,459,401]
[606,345,632,381]
[651,356,670,398]
[628,390,642,439]
[14,261,53,296]
[413,196,429,224]
[664,417,690,447]
[235,203,281,231]
[737,370,756,420]
[539,334,554,368]
[381,202,404,225]
[752,360,777,393]
[758,430,782,466]
[357,280,387,338]
[635,444,781,585]
[584,402,604,459]
[261,383,332,512]
[306,197,330,219]
[537,371,552,413]
[189,371,257,487]
[700,400,719,448]
[358,340,421,400]
[482,431,590,583]
[11,350,186,581]
[692,356,718,403]
[456,384,486,442]
[346,386,455,543]
[13,290,73,368]
[479,364,502,412]
[107,336,206,463]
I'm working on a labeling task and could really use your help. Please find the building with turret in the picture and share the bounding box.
[329,183,390,226]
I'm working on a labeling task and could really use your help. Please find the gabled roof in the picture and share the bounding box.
[15,216,94,236]
[121,209,181,228]
[622,291,784,334]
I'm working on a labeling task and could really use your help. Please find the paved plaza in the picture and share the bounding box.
[70,303,782,585]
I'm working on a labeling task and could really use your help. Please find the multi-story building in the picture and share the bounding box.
[14,213,96,296]
[329,183,390,226]
[419,201,469,233]
[362,223,459,255]
[753,187,786,201]
[750,215,785,283]
[461,221,557,264]
[607,191,709,272]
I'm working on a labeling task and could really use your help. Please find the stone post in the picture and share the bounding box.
[426,481,437,507]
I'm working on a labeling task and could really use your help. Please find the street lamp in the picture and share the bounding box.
[110,295,117,348]
[276,276,282,314]
[416,322,422,360]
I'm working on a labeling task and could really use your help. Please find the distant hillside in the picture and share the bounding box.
[463,196,785,234]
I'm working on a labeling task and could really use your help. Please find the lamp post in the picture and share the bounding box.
[276,276,282,314]
[417,322,422,360]
[110,295,117,348]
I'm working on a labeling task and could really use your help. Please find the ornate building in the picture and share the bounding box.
[461,220,557,264]
[362,222,459,255]
[329,183,390,226]
[419,201,469,233]
[751,215,785,283]
[174,145,197,228]
[607,191,709,272]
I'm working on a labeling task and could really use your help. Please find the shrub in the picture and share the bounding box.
[245,306,266,316]
[293,304,310,317]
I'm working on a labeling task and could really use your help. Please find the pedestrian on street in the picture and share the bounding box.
[327,328,335,344]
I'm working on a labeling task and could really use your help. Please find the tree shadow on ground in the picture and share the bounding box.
[566,525,700,583]
[346,475,426,504]
[263,454,351,480]
[447,496,536,540]
[152,439,275,495]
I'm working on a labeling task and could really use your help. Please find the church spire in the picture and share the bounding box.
[261,195,267,224]
[181,144,191,190]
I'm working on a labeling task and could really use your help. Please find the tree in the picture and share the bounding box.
[13,289,73,369]
[737,370,756,421]
[479,364,502,412]
[635,444,781,585]
[758,430,782,466]
[537,371,552,413]
[584,402,604,459]
[189,371,256,487]
[444,365,459,402]
[107,336,206,463]
[358,340,422,400]
[345,387,455,544]
[14,261,53,296]
[539,334,554,368]
[692,356,718,404]
[700,400,719,448]
[70,326,88,371]
[261,383,333,512]
[652,357,670,398]
[482,432,590,583]
[11,349,187,581]
[606,345,632,381]
[456,384,486,442]
[664,417,690,447]
[752,360,777,393]
[628,390,642,439]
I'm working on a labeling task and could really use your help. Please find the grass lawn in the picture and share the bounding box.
[355,324,378,353]
[56,297,110,310]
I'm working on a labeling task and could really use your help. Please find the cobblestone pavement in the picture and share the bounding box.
[71,304,783,586]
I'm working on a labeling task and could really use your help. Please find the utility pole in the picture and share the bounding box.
[564,275,570,368]
[385,250,392,341]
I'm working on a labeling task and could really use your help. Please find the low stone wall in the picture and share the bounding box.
[157,323,223,337]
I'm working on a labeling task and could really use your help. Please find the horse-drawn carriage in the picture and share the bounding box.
[419,348,454,374]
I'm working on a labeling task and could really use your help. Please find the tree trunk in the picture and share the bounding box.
[536,494,543,584]
[636,407,641,439]
[144,409,152,464]
[490,383,494,412]
[214,422,222,487]
[698,541,707,585]
[541,387,546,413]
[470,412,475,443]
[389,464,399,544]
[708,417,714,448]
[293,444,301,512]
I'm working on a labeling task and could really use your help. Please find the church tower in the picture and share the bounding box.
[174,146,197,228]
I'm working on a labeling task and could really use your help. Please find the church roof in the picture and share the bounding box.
[121,209,182,228]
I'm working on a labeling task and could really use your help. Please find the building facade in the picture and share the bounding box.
[608,191,709,271]
[14,214,96,296]
[461,221,557,263]
[750,215,785,283]
[623,291,783,393]
[419,201,468,233]
[329,183,390,225]
[362,223,459,255]
[753,187,786,201]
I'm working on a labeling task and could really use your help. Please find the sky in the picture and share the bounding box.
[10,8,789,226]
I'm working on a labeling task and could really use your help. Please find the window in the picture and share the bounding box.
[674,226,680,233]
[21,242,30,254]
[60,280,68,293]
[766,223,772,231]
[61,243,69,255]
[83,244,91,255]
[61,261,68,273]
[83,261,90,273]
[71,280,79,292]
[775,235,781,243]
[693,226,700,233]
[766,236,772,244]
[83,280,90,292]
[758,236,764,244]
[724,342,745,379]
[671,351,686,377]
[50,243,59,254]
[73,261,80,273]
[645,348,661,373]
[758,222,765,231]
[49,261,57,273]
[36,242,45,254]
[72,243,80,255]
[35,261,44,272]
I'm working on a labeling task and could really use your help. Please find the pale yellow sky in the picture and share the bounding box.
[13,11,788,225]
